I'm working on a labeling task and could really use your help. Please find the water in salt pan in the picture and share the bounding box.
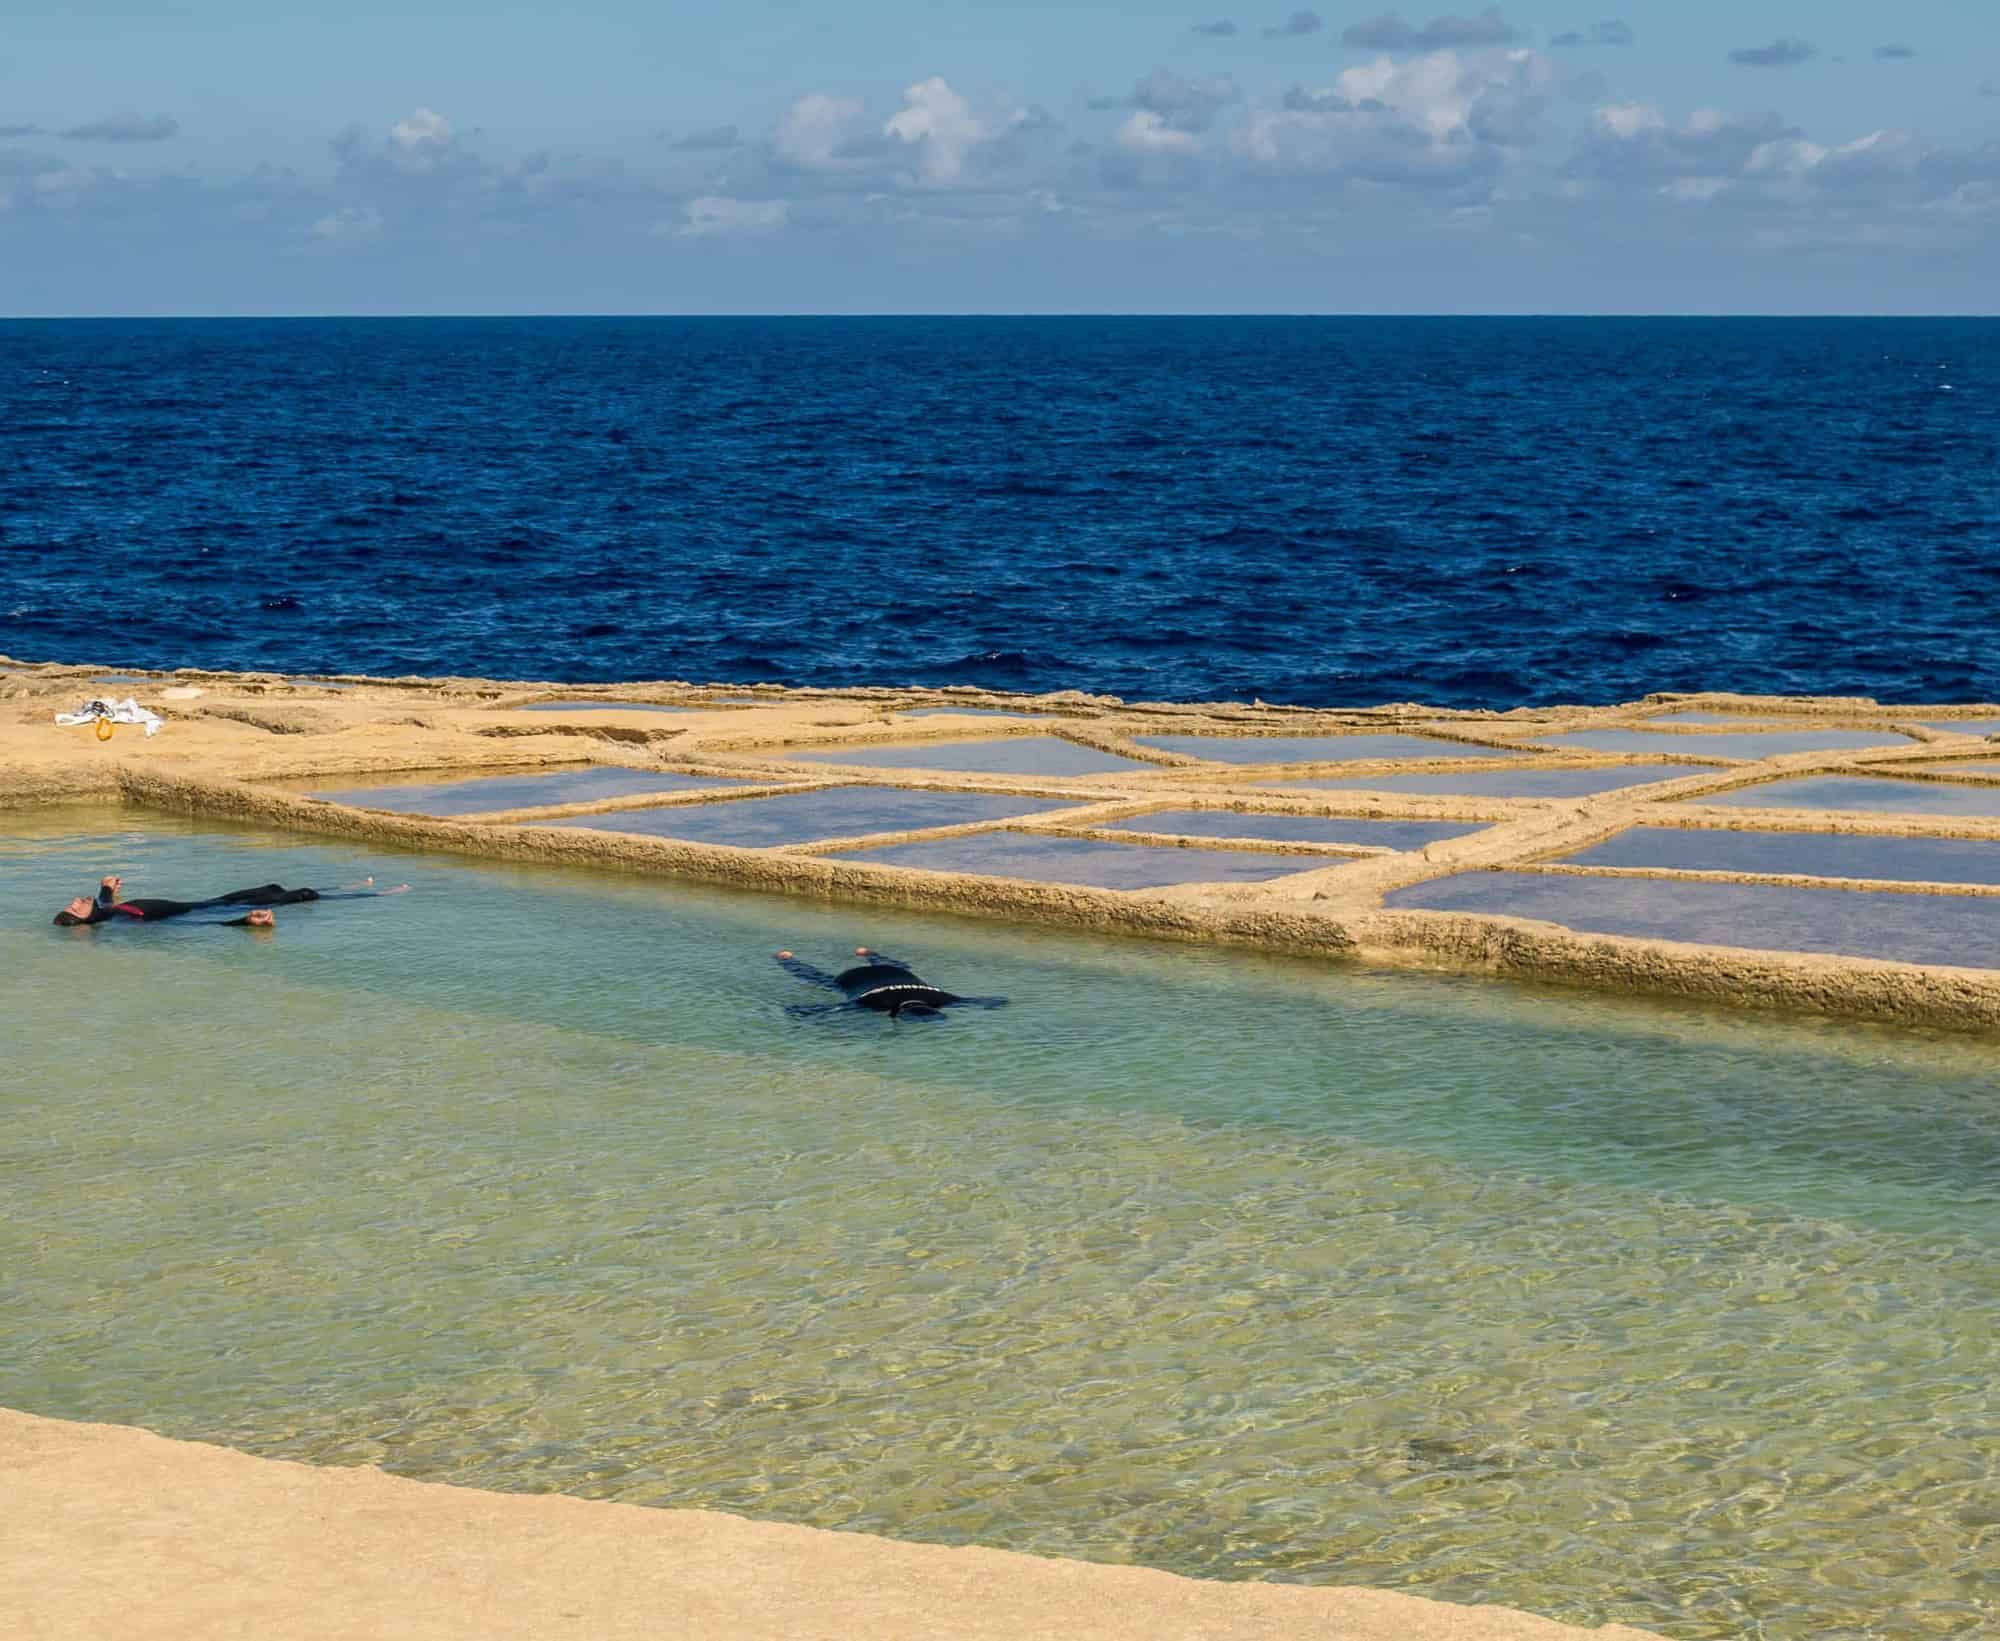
[6,810,2000,1641]
[900,708,1042,719]
[1921,719,2000,737]
[1390,868,2000,969]
[785,737,1141,777]
[837,830,1350,888]
[514,700,699,714]
[307,767,750,816]
[1636,711,1791,727]
[1103,810,1483,851]
[1689,774,2000,819]
[532,785,1073,847]
[1532,728,1911,759]
[9,811,2000,1638]
[1264,765,1707,799]
[1560,825,2000,885]
[1134,733,1520,765]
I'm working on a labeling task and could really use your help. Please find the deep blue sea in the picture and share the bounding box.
[3,317,1994,707]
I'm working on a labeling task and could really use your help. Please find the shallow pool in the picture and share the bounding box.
[838,830,1352,887]
[1135,733,1521,765]
[1560,826,2000,886]
[784,736,1143,777]
[1392,869,2000,969]
[1537,729,1912,759]
[6,809,2000,1640]
[1104,809,1483,851]
[1689,775,2000,819]
[1268,765,1708,800]
[308,766,748,815]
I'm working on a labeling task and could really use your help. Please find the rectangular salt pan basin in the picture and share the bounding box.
[1560,826,2000,887]
[1266,764,1706,800]
[1389,871,2000,970]
[1922,720,2000,737]
[1534,728,1910,759]
[900,708,1040,720]
[839,831,1352,889]
[1639,711,1791,727]
[785,736,1141,777]
[1689,776,2000,819]
[1134,733,1520,765]
[311,767,750,816]
[1106,809,1483,850]
[515,700,698,714]
[531,785,1072,847]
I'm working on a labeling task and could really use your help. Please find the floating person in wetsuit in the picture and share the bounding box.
[774,947,1008,1020]
[52,874,407,927]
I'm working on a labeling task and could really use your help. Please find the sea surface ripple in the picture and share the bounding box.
[3,316,1994,706]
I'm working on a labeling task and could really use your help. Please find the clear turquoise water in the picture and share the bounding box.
[6,809,2000,1639]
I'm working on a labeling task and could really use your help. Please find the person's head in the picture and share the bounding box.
[243,908,276,930]
[54,896,95,926]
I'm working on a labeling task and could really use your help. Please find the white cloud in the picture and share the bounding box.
[1232,49,1550,183]
[1116,110,1202,157]
[1572,103,1797,185]
[885,77,1018,186]
[678,194,788,237]
[1337,48,1548,142]
[390,108,452,155]
[1132,69,1237,134]
[1596,102,1664,140]
[774,94,874,172]
[333,107,473,183]
[3,74,1994,311]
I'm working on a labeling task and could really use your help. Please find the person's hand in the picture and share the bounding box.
[101,875,123,895]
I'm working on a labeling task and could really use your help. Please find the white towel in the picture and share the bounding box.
[55,697,165,738]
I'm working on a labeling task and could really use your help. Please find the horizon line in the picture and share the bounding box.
[2,310,1996,322]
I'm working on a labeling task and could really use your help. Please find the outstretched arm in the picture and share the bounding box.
[774,950,844,990]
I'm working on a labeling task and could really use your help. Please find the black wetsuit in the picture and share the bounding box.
[54,883,323,927]
[775,949,1007,1019]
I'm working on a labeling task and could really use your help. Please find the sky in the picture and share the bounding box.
[1,1,1995,314]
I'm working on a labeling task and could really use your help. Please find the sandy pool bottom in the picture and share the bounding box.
[5,809,1999,1641]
